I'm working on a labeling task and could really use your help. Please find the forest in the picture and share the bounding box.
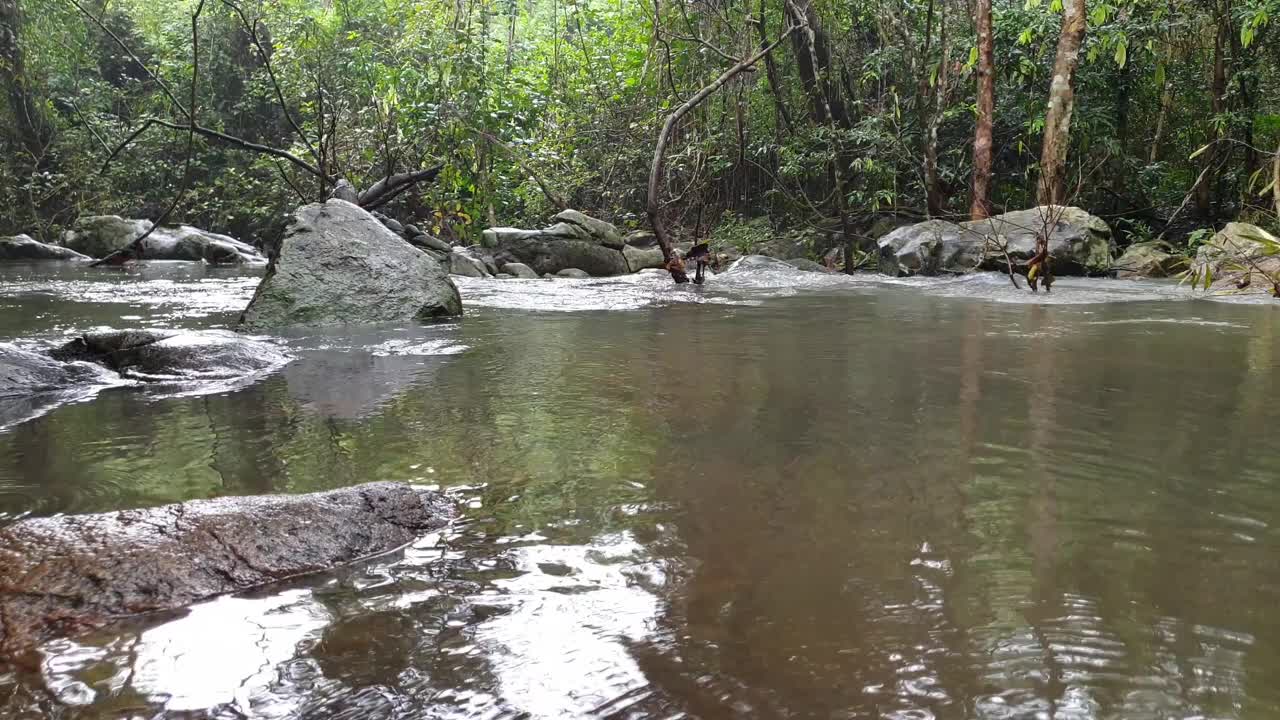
[2,0,1278,266]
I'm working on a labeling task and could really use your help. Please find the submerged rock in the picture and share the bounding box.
[784,258,832,273]
[239,200,462,330]
[51,329,291,381]
[0,344,95,397]
[556,268,591,278]
[878,206,1113,277]
[0,235,90,261]
[1113,241,1187,279]
[0,482,455,660]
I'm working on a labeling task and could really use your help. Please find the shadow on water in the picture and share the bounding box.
[1,266,1280,718]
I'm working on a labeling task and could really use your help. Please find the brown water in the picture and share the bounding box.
[1,262,1279,719]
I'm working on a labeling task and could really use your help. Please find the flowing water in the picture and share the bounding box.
[1,261,1280,719]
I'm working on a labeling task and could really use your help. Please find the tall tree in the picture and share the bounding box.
[1036,0,1087,206]
[970,0,995,219]
[1194,1,1230,216]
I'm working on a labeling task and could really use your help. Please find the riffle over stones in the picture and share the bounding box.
[239,200,462,329]
[878,206,1114,277]
[0,482,455,660]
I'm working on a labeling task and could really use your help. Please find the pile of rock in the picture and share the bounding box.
[60,216,267,264]
[1186,222,1280,293]
[877,206,1114,277]
[483,209,656,277]
[0,234,90,261]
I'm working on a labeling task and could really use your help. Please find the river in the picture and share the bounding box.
[1,261,1278,719]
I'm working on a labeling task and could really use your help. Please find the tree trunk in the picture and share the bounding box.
[1149,54,1173,163]
[1036,0,1086,206]
[758,0,794,135]
[1274,142,1280,219]
[1195,8,1228,216]
[923,0,948,217]
[647,26,795,283]
[970,0,995,220]
[785,0,850,128]
[0,0,54,162]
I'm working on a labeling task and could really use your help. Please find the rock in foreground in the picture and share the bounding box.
[240,200,462,330]
[0,235,90,261]
[51,329,291,381]
[0,482,454,660]
[1189,222,1280,293]
[878,206,1113,277]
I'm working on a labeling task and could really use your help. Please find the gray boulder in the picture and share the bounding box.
[552,209,625,249]
[483,227,542,247]
[1113,241,1187,279]
[556,268,591,278]
[0,483,454,660]
[239,200,462,329]
[496,236,629,277]
[625,230,659,248]
[51,329,290,381]
[623,244,666,272]
[878,206,1113,277]
[62,216,151,258]
[0,234,90,261]
[449,248,492,278]
[501,262,540,279]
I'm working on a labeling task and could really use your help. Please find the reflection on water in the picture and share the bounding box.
[2,265,1280,718]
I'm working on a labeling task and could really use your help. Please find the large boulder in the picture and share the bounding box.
[495,236,629,277]
[1113,241,1187,279]
[62,216,151,258]
[552,209,625,249]
[0,483,455,660]
[0,235,90,261]
[138,226,265,264]
[623,244,666,272]
[239,200,462,329]
[51,329,291,381]
[878,206,1113,277]
[1189,223,1280,292]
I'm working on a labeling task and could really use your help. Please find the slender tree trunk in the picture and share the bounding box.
[1036,0,1087,206]
[0,0,54,162]
[758,0,794,135]
[1274,142,1280,219]
[647,26,795,283]
[1195,7,1228,216]
[1149,56,1173,163]
[923,0,948,217]
[971,0,995,219]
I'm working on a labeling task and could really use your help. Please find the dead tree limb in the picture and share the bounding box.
[357,166,444,210]
[647,19,795,283]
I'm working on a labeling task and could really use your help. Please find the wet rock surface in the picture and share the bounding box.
[0,344,97,397]
[0,482,455,660]
[878,206,1114,277]
[239,200,463,329]
[51,329,291,381]
[0,235,90,262]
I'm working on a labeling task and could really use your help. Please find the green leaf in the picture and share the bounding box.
[1189,143,1213,160]
[1114,42,1127,68]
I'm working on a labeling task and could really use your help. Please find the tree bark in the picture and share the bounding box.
[648,25,795,283]
[785,0,850,128]
[1036,0,1086,206]
[1195,6,1228,216]
[1274,142,1280,219]
[970,0,995,219]
[758,0,794,135]
[923,0,948,217]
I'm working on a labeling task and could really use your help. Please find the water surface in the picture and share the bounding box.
[1,262,1279,719]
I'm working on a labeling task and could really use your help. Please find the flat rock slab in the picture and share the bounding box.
[0,482,454,661]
